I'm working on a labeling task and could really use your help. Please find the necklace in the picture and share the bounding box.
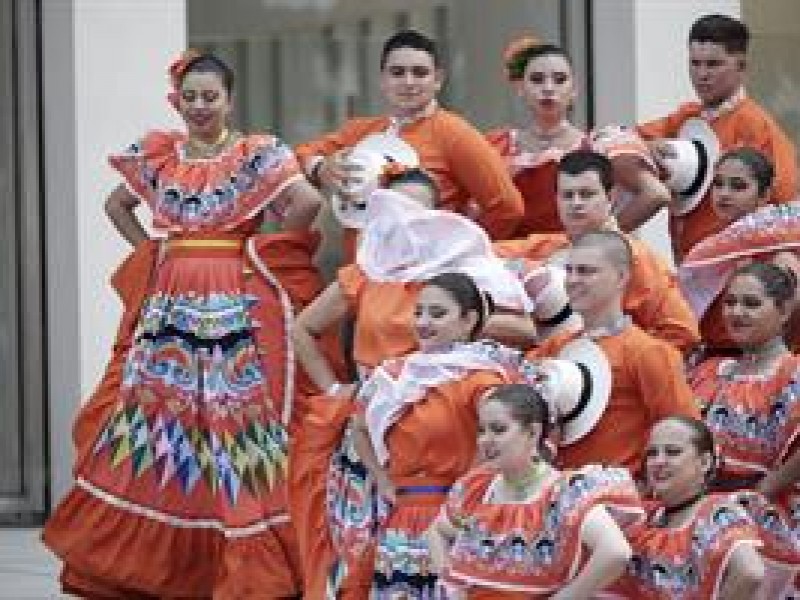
[529,119,571,141]
[500,459,549,500]
[518,120,575,154]
[185,128,232,158]
[387,100,437,134]
[653,491,705,528]
[727,337,789,379]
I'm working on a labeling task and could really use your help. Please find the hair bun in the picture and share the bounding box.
[775,260,799,293]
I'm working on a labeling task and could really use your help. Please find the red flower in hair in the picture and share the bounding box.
[168,48,203,90]
[167,49,203,111]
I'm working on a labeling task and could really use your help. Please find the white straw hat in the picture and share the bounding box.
[660,118,720,216]
[331,132,419,229]
[536,337,612,445]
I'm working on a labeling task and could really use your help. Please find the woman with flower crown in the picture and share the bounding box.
[488,35,671,236]
[42,51,324,598]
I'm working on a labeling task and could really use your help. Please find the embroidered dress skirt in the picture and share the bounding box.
[43,237,300,598]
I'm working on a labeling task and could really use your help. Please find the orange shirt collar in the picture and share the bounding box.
[700,87,746,122]
[386,100,438,133]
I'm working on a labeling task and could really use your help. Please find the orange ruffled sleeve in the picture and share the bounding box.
[108,131,302,233]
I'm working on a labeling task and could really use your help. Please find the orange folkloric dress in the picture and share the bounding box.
[288,266,421,598]
[605,495,762,599]
[324,342,523,598]
[42,130,312,598]
[440,465,643,598]
[692,354,800,579]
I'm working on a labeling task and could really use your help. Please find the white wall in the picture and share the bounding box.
[593,0,741,264]
[44,0,186,503]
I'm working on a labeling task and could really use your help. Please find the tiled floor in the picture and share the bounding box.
[0,529,69,599]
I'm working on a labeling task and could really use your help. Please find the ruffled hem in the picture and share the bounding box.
[682,202,800,267]
[445,466,643,593]
[43,484,301,599]
[108,130,302,233]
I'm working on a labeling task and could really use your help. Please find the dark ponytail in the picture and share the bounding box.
[424,272,495,339]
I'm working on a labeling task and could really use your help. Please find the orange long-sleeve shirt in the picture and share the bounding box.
[296,107,525,255]
[495,233,701,354]
[639,96,798,258]
[530,325,699,474]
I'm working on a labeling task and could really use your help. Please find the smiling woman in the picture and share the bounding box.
[600,416,766,600]
[41,50,326,599]
[427,383,642,599]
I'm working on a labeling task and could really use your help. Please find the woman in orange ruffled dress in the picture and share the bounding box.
[679,148,800,356]
[42,51,324,598]
[325,272,529,598]
[691,262,800,596]
[429,383,642,599]
[488,36,671,236]
[289,190,536,597]
[606,416,765,599]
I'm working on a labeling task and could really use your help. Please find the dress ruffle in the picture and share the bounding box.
[443,465,643,594]
[682,202,800,268]
[43,484,300,598]
[694,355,800,477]
[679,202,800,319]
[612,495,761,599]
[108,130,302,233]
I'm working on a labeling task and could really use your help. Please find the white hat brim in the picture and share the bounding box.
[673,118,720,216]
[330,133,420,229]
[556,337,612,445]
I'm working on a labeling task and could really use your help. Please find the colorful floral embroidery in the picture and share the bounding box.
[109,131,300,232]
[626,499,755,598]
[449,468,632,581]
[704,363,800,467]
[373,527,438,598]
[138,292,259,339]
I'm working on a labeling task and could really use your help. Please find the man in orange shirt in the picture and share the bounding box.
[638,14,797,261]
[497,150,700,354]
[295,30,524,260]
[532,230,699,474]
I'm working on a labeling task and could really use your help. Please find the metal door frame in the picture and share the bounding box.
[0,0,46,524]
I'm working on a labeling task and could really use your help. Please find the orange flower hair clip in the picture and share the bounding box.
[168,48,203,90]
[503,35,542,81]
[167,48,203,111]
[378,161,412,187]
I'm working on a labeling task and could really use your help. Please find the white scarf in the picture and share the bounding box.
[356,189,533,313]
[361,341,521,465]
